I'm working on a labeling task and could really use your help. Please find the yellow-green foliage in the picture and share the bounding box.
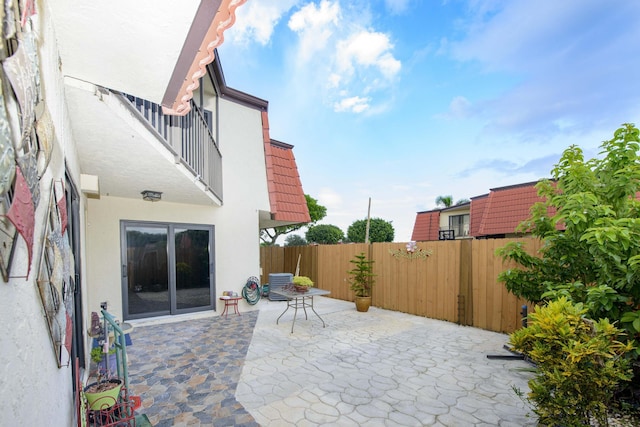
[292,276,314,287]
[510,298,634,426]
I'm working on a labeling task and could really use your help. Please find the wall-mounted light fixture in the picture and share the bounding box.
[141,190,162,202]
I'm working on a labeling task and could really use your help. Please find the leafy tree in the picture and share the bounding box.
[436,195,468,207]
[497,123,640,343]
[260,194,327,245]
[306,224,344,244]
[435,195,453,208]
[347,218,394,243]
[284,234,307,246]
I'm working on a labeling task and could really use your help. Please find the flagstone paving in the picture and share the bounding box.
[127,297,535,426]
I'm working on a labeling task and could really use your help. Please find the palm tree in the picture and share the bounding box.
[435,195,453,208]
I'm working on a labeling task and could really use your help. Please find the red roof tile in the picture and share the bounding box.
[411,210,441,241]
[476,181,547,236]
[470,194,488,236]
[411,180,564,240]
[262,111,310,225]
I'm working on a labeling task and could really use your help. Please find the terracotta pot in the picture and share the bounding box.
[355,296,371,312]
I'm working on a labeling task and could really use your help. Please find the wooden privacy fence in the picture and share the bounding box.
[260,238,541,334]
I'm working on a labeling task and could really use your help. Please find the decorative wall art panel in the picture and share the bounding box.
[3,0,17,43]
[36,181,74,367]
[0,66,16,282]
[16,148,38,206]
[0,69,15,195]
[0,195,16,282]
[19,0,35,27]
[2,31,40,148]
[35,103,53,174]
[5,166,33,276]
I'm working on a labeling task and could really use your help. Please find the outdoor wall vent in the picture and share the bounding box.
[141,190,162,202]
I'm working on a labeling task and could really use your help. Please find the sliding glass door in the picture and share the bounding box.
[122,221,214,319]
[175,227,212,310]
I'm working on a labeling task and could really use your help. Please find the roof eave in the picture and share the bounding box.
[162,0,247,116]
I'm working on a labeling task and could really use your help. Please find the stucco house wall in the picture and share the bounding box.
[84,98,271,322]
[1,2,306,425]
[0,5,84,426]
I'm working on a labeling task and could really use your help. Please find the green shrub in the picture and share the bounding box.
[292,275,314,287]
[90,345,116,363]
[510,298,634,426]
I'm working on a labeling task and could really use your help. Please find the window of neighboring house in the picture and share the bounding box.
[449,214,470,238]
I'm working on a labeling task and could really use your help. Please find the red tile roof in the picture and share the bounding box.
[469,193,488,237]
[411,210,441,241]
[262,111,310,224]
[477,182,544,236]
[475,181,562,236]
[411,180,561,240]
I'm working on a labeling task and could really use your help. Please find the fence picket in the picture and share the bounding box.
[260,238,539,333]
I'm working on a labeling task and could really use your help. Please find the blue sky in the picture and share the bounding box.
[218,0,640,242]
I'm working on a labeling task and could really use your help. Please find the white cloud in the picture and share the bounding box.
[318,187,343,209]
[336,31,401,79]
[438,96,473,119]
[288,0,341,62]
[283,1,401,115]
[447,0,640,137]
[334,96,370,113]
[385,0,410,14]
[327,73,341,88]
[229,0,299,46]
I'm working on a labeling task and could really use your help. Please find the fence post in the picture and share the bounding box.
[458,239,473,325]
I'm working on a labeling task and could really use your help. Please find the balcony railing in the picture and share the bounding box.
[439,225,470,240]
[119,93,223,200]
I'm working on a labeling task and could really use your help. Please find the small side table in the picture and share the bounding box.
[219,296,242,317]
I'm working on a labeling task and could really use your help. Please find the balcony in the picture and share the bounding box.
[64,77,222,206]
[439,224,470,240]
[122,93,222,201]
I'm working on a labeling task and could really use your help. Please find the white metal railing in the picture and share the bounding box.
[120,93,223,200]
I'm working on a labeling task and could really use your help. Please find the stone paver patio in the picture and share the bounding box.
[127,296,535,426]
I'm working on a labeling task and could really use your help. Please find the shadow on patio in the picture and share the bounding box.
[127,297,535,426]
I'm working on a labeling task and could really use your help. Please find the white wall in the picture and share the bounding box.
[85,196,230,320]
[218,98,271,286]
[2,3,275,427]
[0,3,84,425]
[84,99,271,321]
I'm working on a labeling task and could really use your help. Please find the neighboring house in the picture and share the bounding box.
[412,181,552,241]
[411,202,471,241]
[0,2,308,425]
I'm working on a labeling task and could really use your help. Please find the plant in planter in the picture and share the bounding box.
[292,275,314,292]
[285,275,314,293]
[91,345,117,372]
[348,252,376,312]
[85,346,123,411]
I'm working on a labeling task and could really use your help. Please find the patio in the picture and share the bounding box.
[126,296,535,426]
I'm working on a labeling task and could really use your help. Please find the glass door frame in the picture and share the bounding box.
[120,220,215,320]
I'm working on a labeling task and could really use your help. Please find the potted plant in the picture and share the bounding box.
[292,275,314,292]
[85,346,123,411]
[91,345,117,372]
[348,252,376,312]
